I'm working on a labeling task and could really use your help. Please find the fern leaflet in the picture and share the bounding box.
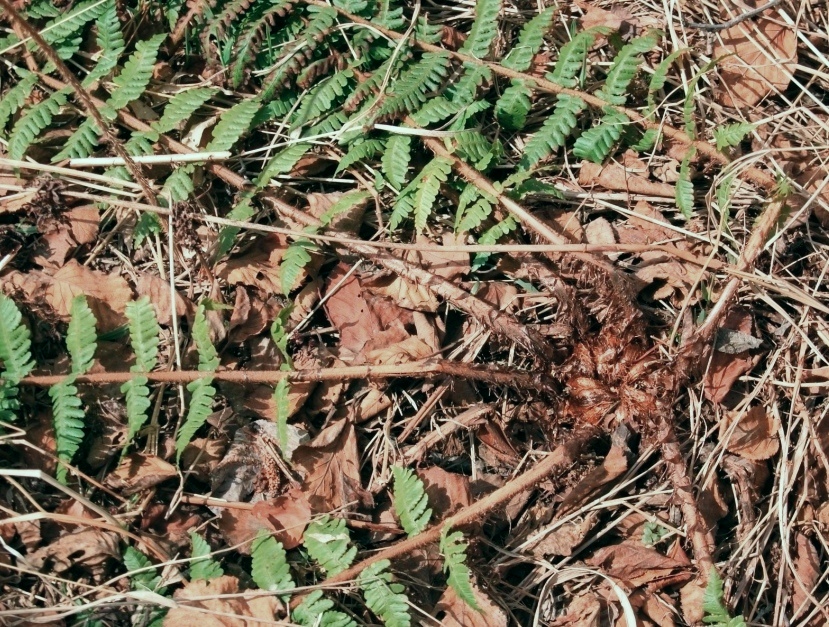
[84,0,125,85]
[293,591,357,627]
[457,191,496,234]
[122,298,160,443]
[646,48,686,114]
[519,94,585,170]
[683,58,718,140]
[273,378,291,457]
[572,108,629,163]
[250,529,294,595]
[255,143,311,186]
[547,28,607,88]
[0,379,21,424]
[389,157,452,232]
[162,166,195,203]
[0,294,35,383]
[292,70,354,129]
[714,122,755,151]
[677,146,696,219]
[446,63,492,105]
[38,0,107,48]
[391,466,431,537]
[597,31,660,105]
[472,216,517,270]
[281,238,315,295]
[494,78,533,131]
[51,378,85,484]
[8,88,70,160]
[0,71,38,135]
[412,97,464,126]
[440,527,479,610]
[66,296,97,375]
[207,97,262,151]
[501,7,555,72]
[192,303,220,371]
[703,569,746,627]
[304,515,357,576]
[460,0,501,59]
[152,88,218,136]
[381,135,412,190]
[359,559,412,627]
[337,139,385,173]
[106,34,167,112]
[378,53,451,117]
[124,546,166,593]
[189,532,224,581]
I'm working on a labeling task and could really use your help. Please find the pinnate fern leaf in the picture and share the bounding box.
[124,546,165,593]
[389,157,452,232]
[337,139,385,173]
[359,559,411,627]
[378,53,451,117]
[0,71,38,135]
[292,70,354,129]
[713,122,755,151]
[192,303,219,371]
[472,216,517,270]
[519,94,585,169]
[573,108,629,163]
[250,529,294,595]
[320,190,371,226]
[0,294,35,383]
[281,239,314,295]
[457,191,495,234]
[39,0,107,47]
[440,526,479,610]
[0,379,21,423]
[460,0,501,59]
[676,146,696,219]
[189,532,223,581]
[495,78,533,131]
[501,6,555,72]
[703,568,746,627]
[446,63,492,105]
[304,515,357,576]
[8,88,70,160]
[547,28,608,88]
[53,118,102,162]
[162,166,195,203]
[597,31,660,105]
[207,97,262,151]
[122,298,160,443]
[391,466,431,537]
[255,143,311,186]
[152,88,218,136]
[67,296,97,375]
[106,34,166,112]
[381,135,412,190]
[293,590,357,627]
[84,0,125,85]
[412,97,464,126]
[273,378,291,457]
[51,378,85,484]
[646,48,686,114]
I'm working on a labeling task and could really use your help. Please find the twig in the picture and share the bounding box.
[69,151,231,168]
[684,0,782,32]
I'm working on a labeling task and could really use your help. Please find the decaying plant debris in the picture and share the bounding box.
[1,0,829,625]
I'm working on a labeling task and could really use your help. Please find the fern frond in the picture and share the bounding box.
[124,546,165,593]
[293,591,357,627]
[359,559,411,627]
[494,78,532,131]
[0,71,38,135]
[250,529,294,595]
[176,377,216,462]
[378,53,451,117]
[460,0,501,59]
[50,377,85,484]
[597,31,660,105]
[255,142,311,186]
[39,0,107,48]
[280,239,315,295]
[52,118,102,162]
[207,97,262,151]
[703,568,746,627]
[440,527,479,610]
[26,0,61,18]
[192,303,219,371]
[125,297,161,372]
[501,6,555,72]
[456,190,495,233]
[336,139,385,173]
[273,378,291,457]
[547,28,607,88]
[627,127,659,152]
[303,5,337,45]
[107,34,166,111]
[122,376,152,445]
[676,146,696,219]
[446,63,492,105]
[152,88,218,135]
[320,190,371,226]
[189,532,224,581]
[572,108,629,163]
[391,466,431,537]
[0,294,35,383]
[646,48,686,114]
[84,0,125,85]
[0,379,21,423]
[519,94,585,169]
[8,88,70,160]
[230,2,294,88]
[389,156,452,232]
[412,97,464,126]
[66,296,97,376]
[381,135,412,190]
[714,122,755,151]
[292,70,354,129]
[162,165,195,203]
[304,515,357,576]
[682,57,718,140]
[344,54,406,112]
[471,216,517,270]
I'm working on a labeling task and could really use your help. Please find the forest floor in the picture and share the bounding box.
[1,0,829,625]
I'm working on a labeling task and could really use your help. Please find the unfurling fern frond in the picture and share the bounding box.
[389,156,452,232]
[206,97,262,151]
[676,146,696,219]
[304,515,357,576]
[501,6,555,72]
[440,526,479,610]
[547,28,608,88]
[0,294,35,383]
[189,532,224,581]
[151,88,218,136]
[378,53,451,117]
[51,378,85,484]
[381,135,412,190]
[84,0,125,85]
[293,590,357,627]
[703,569,746,627]
[391,466,431,537]
[250,529,294,596]
[8,88,70,160]
[494,78,532,131]
[0,71,38,135]
[66,295,97,375]
[122,298,160,444]
[597,31,660,105]
[572,108,629,163]
[460,0,501,60]
[337,139,385,173]
[519,94,585,170]
[713,122,755,152]
[359,559,412,627]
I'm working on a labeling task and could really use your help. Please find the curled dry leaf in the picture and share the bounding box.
[32,206,99,269]
[434,576,508,627]
[719,405,780,460]
[713,16,797,108]
[548,592,603,627]
[136,272,192,326]
[704,308,764,403]
[104,453,177,496]
[218,487,312,552]
[27,529,120,577]
[586,539,688,588]
[166,575,280,627]
[531,514,597,557]
[791,532,821,620]
[227,286,277,344]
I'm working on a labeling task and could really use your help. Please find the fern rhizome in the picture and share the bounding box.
[0,0,790,622]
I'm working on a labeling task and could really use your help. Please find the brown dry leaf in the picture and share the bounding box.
[28,529,120,576]
[32,206,99,268]
[704,309,763,403]
[104,453,177,496]
[791,532,821,619]
[364,336,433,366]
[475,282,519,313]
[719,405,780,460]
[434,577,508,627]
[136,272,192,326]
[418,466,472,520]
[579,162,676,198]
[679,579,706,625]
[294,419,362,513]
[617,201,679,245]
[181,437,227,476]
[217,233,318,294]
[364,271,439,312]
[307,191,367,234]
[559,444,629,512]
[632,251,696,302]
[713,17,797,107]
[549,592,603,626]
[586,540,688,588]
[411,232,469,282]
[576,0,623,31]
[531,514,596,557]
[166,576,280,626]
[227,287,277,344]
[218,487,312,552]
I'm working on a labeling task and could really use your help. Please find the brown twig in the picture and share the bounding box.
[684,0,782,31]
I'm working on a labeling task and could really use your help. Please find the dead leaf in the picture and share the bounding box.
[577,0,623,31]
[364,271,439,312]
[579,162,676,198]
[632,251,696,301]
[549,592,604,626]
[679,579,706,625]
[719,405,779,460]
[227,287,277,344]
[181,437,227,477]
[218,487,312,552]
[559,443,629,512]
[217,233,318,294]
[704,308,764,403]
[434,576,508,627]
[32,206,99,268]
[586,540,688,588]
[166,576,280,626]
[294,419,362,513]
[418,466,472,521]
[714,17,797,107]
[531,514,597,557]
[364,336,433,366]
[104,453,177,496]
[791,532,821,619]
[136,272,192,326]
[28,529,120,576]
[307,191,367,233]
[411,232,469,282]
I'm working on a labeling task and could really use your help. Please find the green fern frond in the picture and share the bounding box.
[230,2,294,88]
[714,122,755,151]
[292,70,354,129]
[207,97,262,151]
[152,88,218,136]
[440,527,479,610]
[133,213,162,247]
[189,532,224,581]
[456,189,495,233]
[281,239,315,295]
[50,377,85,484]
[303,5,338,44]
[270,307,294,368]
[125,297,161,372]
[66,296,97,375]
[39,0,108,48]
[627,127,659,152]
[359,559,411,627]
[0,379,22,423]
[547,28,608,88]
[381,135,412,190]
[677,146,696,219]
[472,216,517,270]
[344,54,406,112]
[255,142,311,186]
[122,376,152,445]
[304,515,357,576]
[391,466,431,537]
[572,108,629,163]
[494,78,533,131]
[446,63,492,105]
[8,88,70,160]
[389,156,452,232]
[683,58,718,140]
[703,569,746,627]
[0,71,38,135]
[162,166,195,203]
[216,194,256,259]
[25,0,61,18]
[519,94,585,170]
[106,34,166,112]
[84,0,125,85]
[412,97,464,126]
[176,377,216,462]
[250,529,294,595]
[646,48,686,114]
[501,6,555,72]
[319,190,370,226]
[336,139,385,173]
[378,53,451,117]
[460,0,501,59]
[273,378,291,457]
[52,118,102,162]
[192,303,219,371]
[0,294,35,383]
[124,546,166,593]
[597,31,660,105]
[293,590,357,627]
